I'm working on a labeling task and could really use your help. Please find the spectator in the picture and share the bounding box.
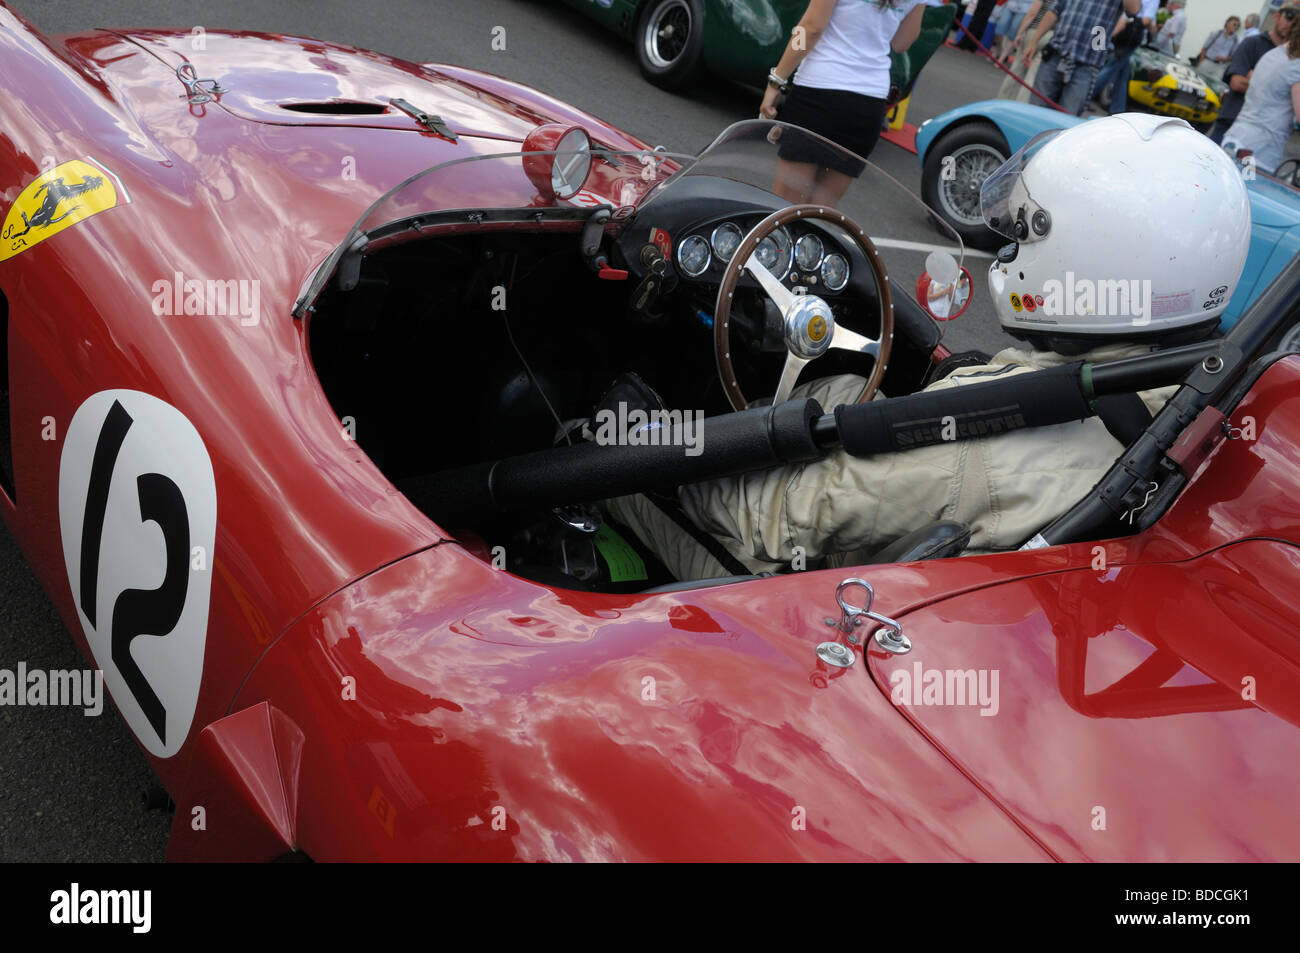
[1153,0,1188,55]
[993,0,1035,58]
[959,0,1002,50]
[1222,26,1300,173]
[997,0,1058,101]
[760,0,933,203]
[1242,13,1260,39]
[1197,16,1242,66]
[1139,0,1160,36]
[1209,3,1296,144]
[1024,0,1143,115]
[1092,12,1149,113]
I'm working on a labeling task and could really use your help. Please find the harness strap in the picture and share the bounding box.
[646,493,753,579]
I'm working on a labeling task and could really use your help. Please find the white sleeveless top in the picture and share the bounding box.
[794,0,936,100]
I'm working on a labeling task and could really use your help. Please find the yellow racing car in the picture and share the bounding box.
[1098,46,1227,128]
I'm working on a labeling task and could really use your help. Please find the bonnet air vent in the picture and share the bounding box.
[280,101,389,115]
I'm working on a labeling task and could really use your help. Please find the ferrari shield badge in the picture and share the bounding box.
[0,157,130,262]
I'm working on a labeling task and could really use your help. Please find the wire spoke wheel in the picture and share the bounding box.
[939,143,1006,226]
[643,0,692,69]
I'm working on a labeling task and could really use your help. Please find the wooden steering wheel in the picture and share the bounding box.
[714,204,893,410]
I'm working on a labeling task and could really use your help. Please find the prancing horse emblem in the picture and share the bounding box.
[809,314,828,343]
[2,174,104,240]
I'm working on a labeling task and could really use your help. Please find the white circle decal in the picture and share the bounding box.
[58,390,216,758]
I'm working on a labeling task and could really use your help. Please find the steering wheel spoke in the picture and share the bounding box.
[829,323,882,359]
[744,256,795,313]
[771,353,810,407]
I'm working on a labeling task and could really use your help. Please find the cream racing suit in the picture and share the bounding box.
[604,344,1173,581]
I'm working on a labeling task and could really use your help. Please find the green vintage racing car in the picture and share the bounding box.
[560,0,954,96]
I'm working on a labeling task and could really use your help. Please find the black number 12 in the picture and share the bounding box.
[79,400,190,745]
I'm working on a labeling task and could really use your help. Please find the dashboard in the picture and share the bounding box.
[610,172,944,397]
[619,174,878,306]
[674,215,854,294]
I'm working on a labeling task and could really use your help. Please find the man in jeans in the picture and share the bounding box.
[1090,12,1145,113]
[1026,0,1142,114]
[1208,3,1297,144]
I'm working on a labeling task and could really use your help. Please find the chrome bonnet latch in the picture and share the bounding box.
[816,578,910,668]
[176,63,226,105]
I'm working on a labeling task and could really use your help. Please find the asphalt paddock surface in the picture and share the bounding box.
[3,0,1013,860]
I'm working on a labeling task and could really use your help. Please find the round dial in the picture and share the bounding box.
[795,233,824,272]
[677,234,711,278]
[822,253,849,292]
[753,226,793,278]
[711,222,743,262]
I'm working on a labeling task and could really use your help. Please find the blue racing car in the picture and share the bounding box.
[916,99,1300,330]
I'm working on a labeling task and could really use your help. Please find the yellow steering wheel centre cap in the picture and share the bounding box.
[785,294,835,359]
[808,314,827,343]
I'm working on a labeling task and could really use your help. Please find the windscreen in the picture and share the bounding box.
[649,120,967,265]
[294,119,965,314]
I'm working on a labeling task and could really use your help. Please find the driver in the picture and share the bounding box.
[603,114,1251,581]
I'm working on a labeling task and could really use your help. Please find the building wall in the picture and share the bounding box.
[1179,0,1283,62]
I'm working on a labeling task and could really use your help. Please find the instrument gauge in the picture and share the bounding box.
[795,234,824,272]
[711,222,743,262]
[822,253,850,291]
[677,234,711,278]
[753,226,793,278]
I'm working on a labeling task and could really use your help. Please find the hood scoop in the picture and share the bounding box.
[119,29,541,142]
[280,101,389,115]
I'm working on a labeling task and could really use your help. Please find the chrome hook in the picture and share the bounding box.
[818,577,911,665]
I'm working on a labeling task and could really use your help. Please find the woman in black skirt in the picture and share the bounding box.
[760,0,933,204]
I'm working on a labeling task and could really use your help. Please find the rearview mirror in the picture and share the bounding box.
[916,251,972,321]
[521,124,593,200]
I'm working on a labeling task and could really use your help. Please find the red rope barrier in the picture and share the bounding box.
[950,12,1071,113]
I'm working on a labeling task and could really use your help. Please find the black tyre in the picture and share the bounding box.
[921,121,1011,252]
[635,0,705,91]
[1275,157,1300,186]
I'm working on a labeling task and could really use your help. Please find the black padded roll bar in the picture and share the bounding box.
[830,362,1090,456]
[405,343,1215,525]
[405,398,825,525]
[815,340,1216,454]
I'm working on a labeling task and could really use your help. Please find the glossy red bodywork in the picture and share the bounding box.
[1,4,1297,861]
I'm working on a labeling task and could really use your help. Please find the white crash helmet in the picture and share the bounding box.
[981,114,1250,352]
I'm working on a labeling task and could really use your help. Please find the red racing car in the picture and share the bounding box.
[1,1,1298,861]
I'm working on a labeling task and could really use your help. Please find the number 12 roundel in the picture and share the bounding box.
[58,391,217,758]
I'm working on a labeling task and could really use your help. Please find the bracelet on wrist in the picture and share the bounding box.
[767,69,790,93]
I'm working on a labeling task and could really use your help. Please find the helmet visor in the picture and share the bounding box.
[980,129,1061,244]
